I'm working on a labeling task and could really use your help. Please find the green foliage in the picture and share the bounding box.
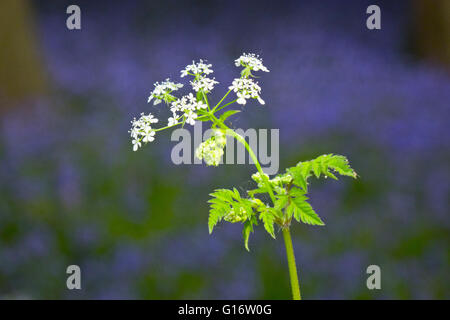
[208,154,357,250]
[288,154,357,192]
[259,208,276,239]
[219,110,241,122]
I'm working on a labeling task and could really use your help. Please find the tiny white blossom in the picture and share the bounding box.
[129,112,159,151]
[148,79,183,105]
[185,111,198,126]
[132,139,141,152]
[168,115,179,126]
[169,93,207,126]
[236,91,250,105]
[229,78,265,106]
[190,77,219,92]
[142,127,155,143]
[181,59,213,77]
[235,53,269,72]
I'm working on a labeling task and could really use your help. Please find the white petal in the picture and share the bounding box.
[257,97,265,105]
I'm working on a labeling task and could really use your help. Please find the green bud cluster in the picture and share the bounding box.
[195,130,227,166]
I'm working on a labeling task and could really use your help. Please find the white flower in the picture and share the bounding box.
[169,93,207,126]
[235,53,269,72]
[236,91,250,105]
[185,111,198,126]
[142,127,155,143]
[181,59,213,77]
[190,77,219,92]
[132,139,141,152]
[148,79,183,105]
[168,115,179,126]
[129,112,159,151]
[229,78,265,106]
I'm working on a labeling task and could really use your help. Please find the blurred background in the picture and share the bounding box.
[0,0,449,299]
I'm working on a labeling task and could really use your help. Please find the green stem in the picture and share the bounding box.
[214,120,276,203]
[282,228,302,300]
[211,116,302,300]
[214,99,238,114]
[212,89,232,112]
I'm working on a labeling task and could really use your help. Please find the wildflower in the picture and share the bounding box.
[185,111,198,126]
[180,59,213,77]
[167,115,179,126]
[235,53,269,73]
[132,139,141,152]
[147,79,183,105]
[190,77,219,92]
[129,112,159,151]
[169,93,207,126]
[229,78,265,105]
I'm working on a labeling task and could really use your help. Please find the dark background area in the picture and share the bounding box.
[0,0,449,299]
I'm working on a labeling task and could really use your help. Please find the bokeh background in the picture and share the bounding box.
[0,0,449,299]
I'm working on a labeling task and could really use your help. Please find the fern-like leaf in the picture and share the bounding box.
[208,189,233,233]
[289,154,357,191]
[290,195,324,226]
[259,209,276,239]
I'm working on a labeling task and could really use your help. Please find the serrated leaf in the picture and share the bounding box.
[287,166,308,191]
[259,210,276,239]
[274,195,288,211]
[327,154,357,178]
[291,197,325,226]
[286,202,296,220]
[312,161,321,178]
[232,188,241,201]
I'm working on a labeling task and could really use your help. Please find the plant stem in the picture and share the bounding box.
[282,227,302,300]
[211,116,302,300]
[212,89,232,112]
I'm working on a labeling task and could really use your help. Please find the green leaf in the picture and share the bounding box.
[242,220,254,251]
[219,110,241,122]
[291,154,357,186]
[274,195,289,211]
[312,161,321,178]
[247,186,269,197]
[291,197,325,226]
[287,166,308,191]
[326,154,357,178]
[208,189,234,233]
[259,210,276,239]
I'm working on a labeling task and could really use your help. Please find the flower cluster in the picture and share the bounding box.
[130,53,269,151]
[147,79,183,105]
[195,130,227,166]
[229,78,265,105]
[190,77,219,93]
[180,59,213,77]
[129,113,159,151]
[181,60,219,93]
[169,93,207,126]
[235,53,270,73]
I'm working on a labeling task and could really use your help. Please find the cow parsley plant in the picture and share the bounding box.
[129,53,357,300]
